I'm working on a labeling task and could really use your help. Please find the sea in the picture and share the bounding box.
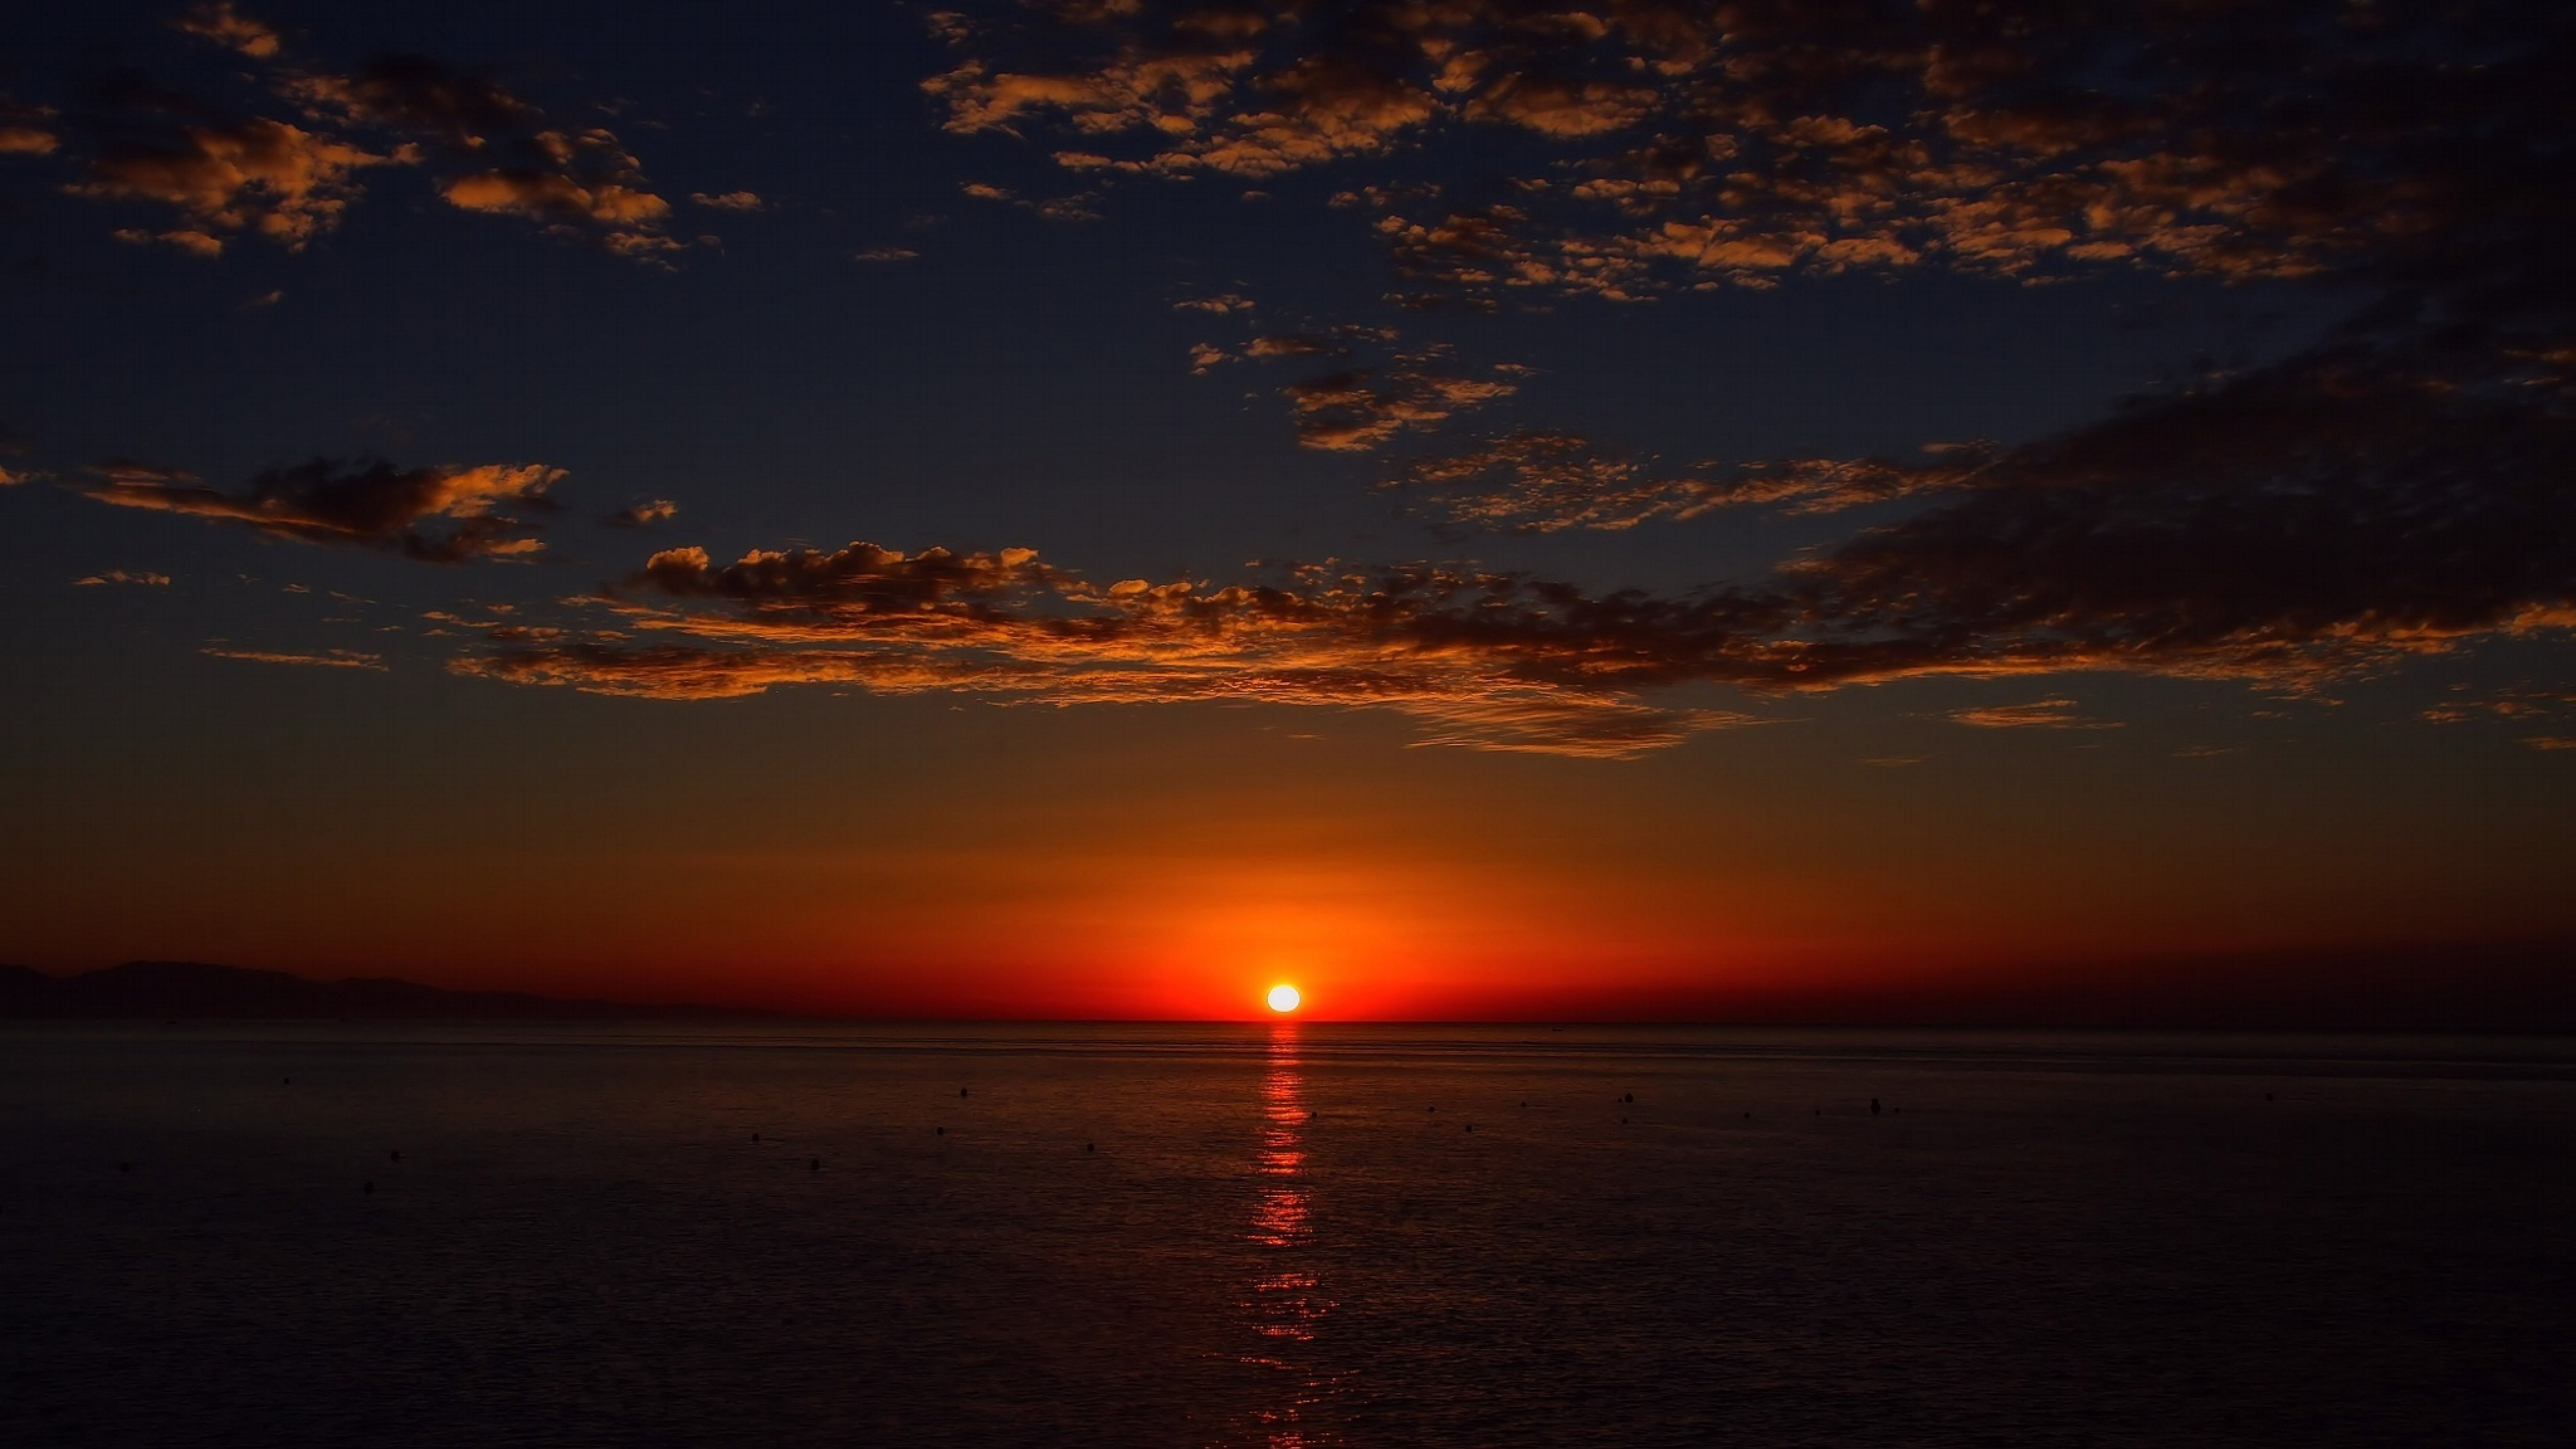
[2,1022,2570,1447]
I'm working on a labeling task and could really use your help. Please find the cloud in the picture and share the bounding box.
[34,17,678,259]
[69,118,389,253]
[74,569,173,587]
[1283,362,1517,452]
[1392,432,1995,531]
[452,540,1776,757]
[71,458,567,562]
[921,1,2574,307]
[437,127,675,249]
[202,646,385,670]
[1763,318,2576,691]
[690,190,763,211]
[854,246,919,262]
[602,498,678,529]
[1947,699,2118,730]
[172,2,281,59]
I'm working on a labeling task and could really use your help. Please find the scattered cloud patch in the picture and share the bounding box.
[601,498,678,529]
[172,1,281,58]
[31,12,679,259]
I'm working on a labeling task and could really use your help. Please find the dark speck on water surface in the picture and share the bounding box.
[4,1021,2572,1447]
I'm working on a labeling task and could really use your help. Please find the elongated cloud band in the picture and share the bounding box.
[74,458,566,561]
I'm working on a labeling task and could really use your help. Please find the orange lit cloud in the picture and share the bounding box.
[69,118,388,253]
[451,541,1770,757]
[601,498,679,529]
[172,2,281,58]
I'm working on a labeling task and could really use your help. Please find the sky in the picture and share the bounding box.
[2,0,2571,1022]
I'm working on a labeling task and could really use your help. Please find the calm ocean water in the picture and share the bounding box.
[3,1022,2571,1447]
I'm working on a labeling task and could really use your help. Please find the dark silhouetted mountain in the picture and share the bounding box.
[0,961,755,1020]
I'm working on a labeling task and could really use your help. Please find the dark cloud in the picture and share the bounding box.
[1770,319,2576,690]
[72,458,566,562]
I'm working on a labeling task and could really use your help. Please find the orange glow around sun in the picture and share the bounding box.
[1267,984,1302,1013]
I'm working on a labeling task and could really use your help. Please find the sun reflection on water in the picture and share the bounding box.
[1229,1022,1339,1446]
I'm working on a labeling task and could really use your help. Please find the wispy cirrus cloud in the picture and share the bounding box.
[1390,432,1992,532]
[1947,699,2118,730]
[202,645,385,670]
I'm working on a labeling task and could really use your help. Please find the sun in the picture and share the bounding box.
[1266,984,1302,1014]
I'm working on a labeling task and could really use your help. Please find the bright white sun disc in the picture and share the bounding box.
[1266,984,1301,1013]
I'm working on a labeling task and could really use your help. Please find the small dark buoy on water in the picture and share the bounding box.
[960,1087,969,1098]
[119,1162,131,1173]
[389,1149,400,1162]
[1465,1123,1474,1133]
[935,1126,945,1136]
[363,1181,374,1195]
[1871,1097,1882,1116]
[810,1158,821,1172]
[1085,1141,1095,1153]
[283,1077,292,1086]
